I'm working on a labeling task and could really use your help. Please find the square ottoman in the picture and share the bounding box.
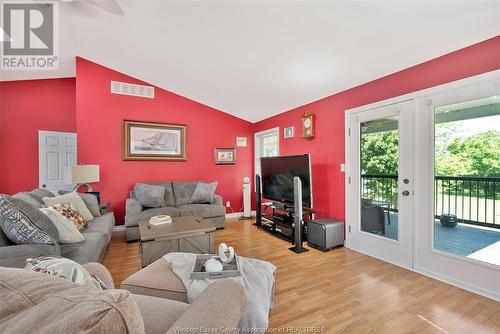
[121,258,188,303]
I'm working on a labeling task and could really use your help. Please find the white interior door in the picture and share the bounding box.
[347,101,414,269]
[38,131,77,192]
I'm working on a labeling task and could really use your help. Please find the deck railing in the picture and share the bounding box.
[361,174,499,229]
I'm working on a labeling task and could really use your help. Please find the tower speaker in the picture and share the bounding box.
[255,174,262,227]
[289,176,308,253]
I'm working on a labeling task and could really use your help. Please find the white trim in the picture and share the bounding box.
[225,211,257,219]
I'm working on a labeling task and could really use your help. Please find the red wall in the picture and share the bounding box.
[254,36,500,221]
[75,58,254,224]
[0,78,76,194]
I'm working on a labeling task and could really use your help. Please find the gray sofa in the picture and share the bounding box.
[0,263,246,334]
[0,188,115,268]
[125,181,226,242]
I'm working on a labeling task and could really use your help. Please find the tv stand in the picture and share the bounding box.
[257,201,314,242]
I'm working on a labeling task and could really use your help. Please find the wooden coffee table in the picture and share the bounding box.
[139,216,216,267]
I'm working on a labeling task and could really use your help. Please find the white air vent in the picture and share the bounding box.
[110,81,155,99]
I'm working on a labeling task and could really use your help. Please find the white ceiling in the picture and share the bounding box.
[2,1,500,122]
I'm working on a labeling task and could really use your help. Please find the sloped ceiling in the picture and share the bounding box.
[2,1,499,122]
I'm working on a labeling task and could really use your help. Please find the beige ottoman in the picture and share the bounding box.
[121,258,188,303]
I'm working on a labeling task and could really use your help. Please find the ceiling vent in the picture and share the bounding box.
[110,80,155,99]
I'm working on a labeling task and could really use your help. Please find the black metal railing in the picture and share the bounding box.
[361,174,499,228]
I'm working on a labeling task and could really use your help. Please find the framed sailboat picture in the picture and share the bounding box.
[123,120,187,161]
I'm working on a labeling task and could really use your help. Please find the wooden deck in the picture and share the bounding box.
[382,213,500,257]
[103,218,500,334]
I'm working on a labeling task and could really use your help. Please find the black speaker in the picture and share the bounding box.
[255,174,262,227]
[289,176,308,253]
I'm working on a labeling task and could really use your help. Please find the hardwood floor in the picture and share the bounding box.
[103,219,500,334]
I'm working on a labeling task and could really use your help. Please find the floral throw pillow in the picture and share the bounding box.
[25,256,106,290]
[43,203,87,230]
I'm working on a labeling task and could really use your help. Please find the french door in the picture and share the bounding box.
[347,101,414,269]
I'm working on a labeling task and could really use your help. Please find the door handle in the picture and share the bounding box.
[42,184,47,188]
[402,190,410,196]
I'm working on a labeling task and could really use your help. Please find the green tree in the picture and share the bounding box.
[438,130,500,177]
[361,130,398,175]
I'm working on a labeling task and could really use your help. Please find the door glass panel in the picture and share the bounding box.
[434,95,500,266]
[360,116,399,240]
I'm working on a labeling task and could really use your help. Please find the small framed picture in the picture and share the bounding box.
[236,137,247,147]
[214,148,236,165]
[284,126,294,138]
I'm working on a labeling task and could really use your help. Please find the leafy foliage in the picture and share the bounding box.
[361,130,398,175]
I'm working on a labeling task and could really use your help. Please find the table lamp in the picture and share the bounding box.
[70,165,100,192]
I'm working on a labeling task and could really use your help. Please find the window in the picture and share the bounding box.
[254,128,279,181]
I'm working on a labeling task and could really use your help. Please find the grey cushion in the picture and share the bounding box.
[0,227,12,246]
[60,213,115,265]
[190,182,218,204]
[0,195,56,245]
[125,207,181,227]
[134,183,165,208]
[178,204,225,218]
[133,294,189,334]
[147,182,175,207]
[172,182,200,206]
[79,193,101,217]
[28,188,55,204]
[12,192,42,209]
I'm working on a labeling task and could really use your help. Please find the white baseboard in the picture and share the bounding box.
[413,266,500,302]
[225,211,256,219]
[113,225,126,232]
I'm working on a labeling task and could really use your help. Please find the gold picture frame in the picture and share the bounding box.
[123,120,187,161]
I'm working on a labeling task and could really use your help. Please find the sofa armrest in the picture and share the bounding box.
[165,279,246,334]
[82,262,115,289]
[126,197,143,216]
[213,194,223,205]
[0,243,61,268]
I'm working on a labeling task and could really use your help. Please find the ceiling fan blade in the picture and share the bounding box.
[86,0,123,16]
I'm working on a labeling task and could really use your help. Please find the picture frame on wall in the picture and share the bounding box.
[236,137,247,147]
[284,126,294,138]
[214,148,236,165]
[123,120,187,161]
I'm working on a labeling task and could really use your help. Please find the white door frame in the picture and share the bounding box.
[346,100,415,270]
[345,69,500,301]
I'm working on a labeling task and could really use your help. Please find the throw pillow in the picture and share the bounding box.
[58,190,102,217]
[40,207,85,243]
[134,183,165,208]
[24,256,106,290]
[190,182,218,204]
[0,195,55,245]
[12,192,43,209]
[28,188,55,204]
[43,191,94,220]
[44,204,87,230]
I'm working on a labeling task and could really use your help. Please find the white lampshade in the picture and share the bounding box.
[70,165,100,184]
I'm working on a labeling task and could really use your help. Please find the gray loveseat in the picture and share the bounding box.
[0,188,115,268]
[125,181,226,242]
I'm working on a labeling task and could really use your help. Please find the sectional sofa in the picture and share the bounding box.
[0,188,115,268]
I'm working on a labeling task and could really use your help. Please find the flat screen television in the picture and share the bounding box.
[260,154,312,208]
